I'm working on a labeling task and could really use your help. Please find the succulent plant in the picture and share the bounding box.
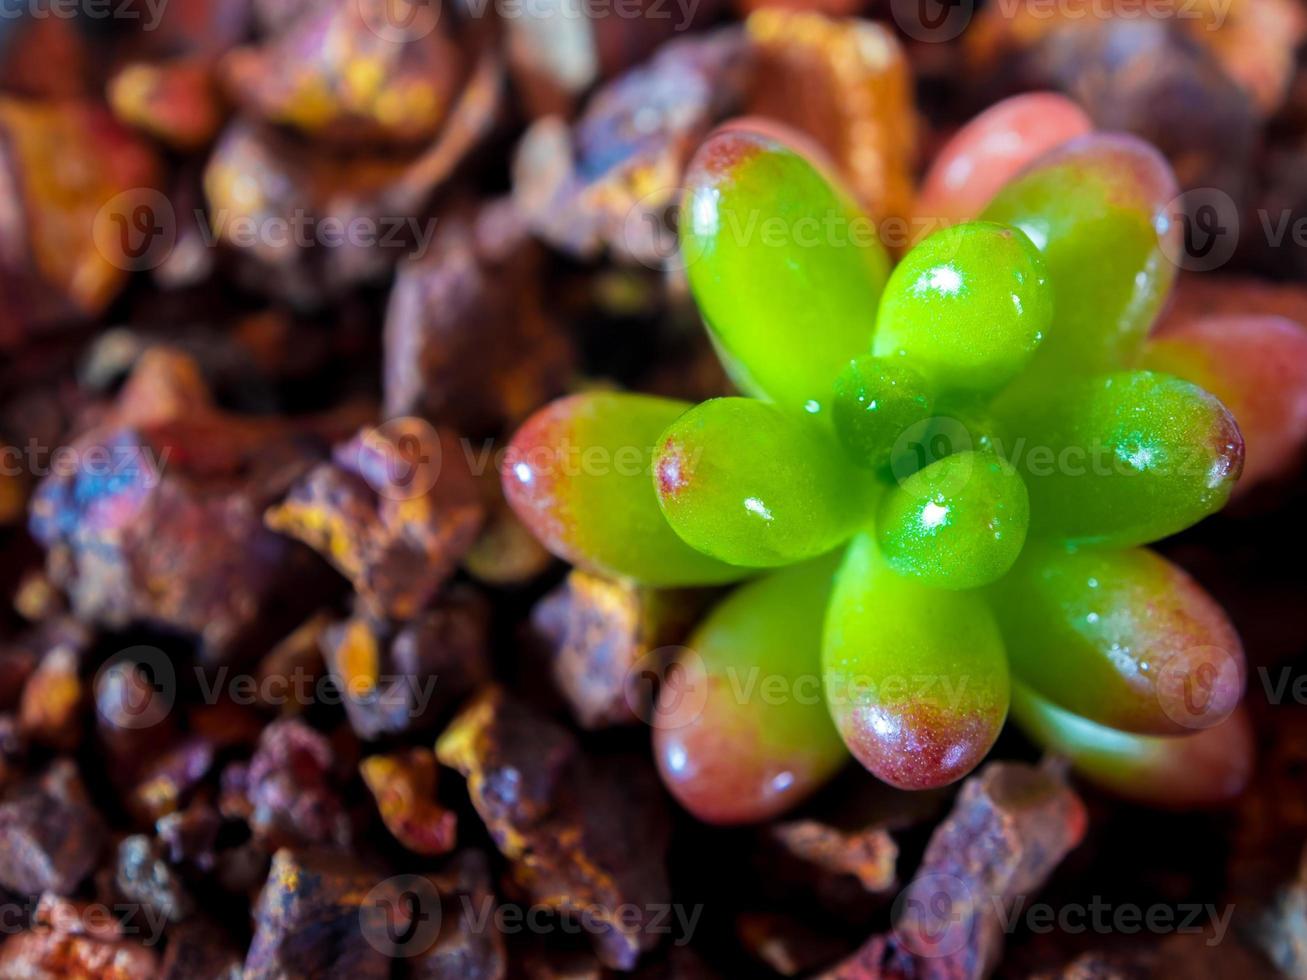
[502,94,1290,824]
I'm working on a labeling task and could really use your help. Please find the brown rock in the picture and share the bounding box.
[437,688,672,969]
[224,718,350,850]
[28,350,337,663]
[513,29,750,267]
[221,0,464,146]
[823,762,1087,979]
[533,570,708,729]
[321,589,491,739]
[0,760,106,897]
[267,422,484,621]
[382,200,573,436]
[243,848,394,980]
[410,850,508,979]
[159,918,244,979]
[0,893,160,979]
[360,748,457,856]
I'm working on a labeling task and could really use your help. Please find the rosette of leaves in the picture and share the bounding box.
[504,103,1268,824]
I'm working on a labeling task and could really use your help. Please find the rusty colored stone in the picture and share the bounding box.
[256,612,331,717]
[975,17,1255,195]
[244,848,394,979]
[125,737,216,826]
[0,894,160,979]
[0,471,26,527]
[125,0,255,57]
[201,118,402,303]
[28,350,340,664]
[0,717,28,791]
[0,759,106,897]
[0,649,37,713]
[383,200,573,436]
[437,687,672,970]
[267,422,484,621]
[411,850,508,979]
[969,0,1304,119]
[11,570,64,624]
[1195,0,1306,116]
[221,0,464,146]
[503,0,718,119]
[0,19,91,100]
[155,798,224,872]
[360,748,457,856]
[226,718,350,850]
[769,820,898,895]
[1029,951,1149,979]
[113,834,195,924]
[17,648,80,757]
[109,57,226,152]
[0,100,161,345]
[744,11,916,233]
[1249,848,1307,978]
[754,805,914,927]
[532,570,708,729]
[320,588,490,739]
[203,50,503,302]
[824,762,1087,979]
[513,29,750,266]
[16,621,90,752]
[188,700,267,754]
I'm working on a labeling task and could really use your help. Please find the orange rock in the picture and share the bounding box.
[0,100,160,322]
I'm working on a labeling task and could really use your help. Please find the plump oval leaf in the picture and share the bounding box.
[680,121,890,417]
[822,533,1009,790]
[654,555,848,825]
[654,397,877,567]
[503,393,752,586]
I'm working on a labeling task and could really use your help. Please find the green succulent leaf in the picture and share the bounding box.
[1011,683,1252,808]
[680,122,890,418]
[873,220,1052,395]
[982,133,1179,377]
[655,554,848,825]
[992,545,1244,734]
[822,532,1009,790]
[503,393,753,586]
[998,370,1244,547]
[654,397,877,567]
[876,450,1030,590]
